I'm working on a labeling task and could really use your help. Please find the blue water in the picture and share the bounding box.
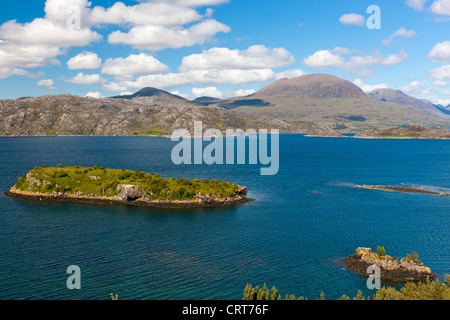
[0,136,448,300]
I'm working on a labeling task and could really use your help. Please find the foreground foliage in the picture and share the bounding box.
[244,275,450,300]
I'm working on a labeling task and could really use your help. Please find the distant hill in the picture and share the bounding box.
[111,87,190,104]
[0,94,333,136]
[1,73,449,136]
[367,88,443,115]
[254,74,367,99]
[193,96,221,103]
[433,104,450,115]
[205,74,450,130]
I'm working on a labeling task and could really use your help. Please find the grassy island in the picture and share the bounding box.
[5,165,252,208]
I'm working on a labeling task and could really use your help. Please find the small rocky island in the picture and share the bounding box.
[344,247,435,282]
[355,125,450,139]
[355,184,450,196]
[5,165,253,208]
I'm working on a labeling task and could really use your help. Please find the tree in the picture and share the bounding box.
[377,246,386,257]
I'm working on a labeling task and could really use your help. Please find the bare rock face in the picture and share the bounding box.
[343,247,435,282]
[116,184,144,201]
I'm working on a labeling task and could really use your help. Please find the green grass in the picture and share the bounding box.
[14,166,242,201]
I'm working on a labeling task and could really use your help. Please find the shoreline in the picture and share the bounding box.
[1,133,449,139]
[4,189,255,209]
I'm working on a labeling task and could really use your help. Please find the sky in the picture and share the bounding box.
[0,0,449,105]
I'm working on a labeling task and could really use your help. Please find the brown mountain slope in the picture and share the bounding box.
[0,94,336,136]
[207,74,450,130]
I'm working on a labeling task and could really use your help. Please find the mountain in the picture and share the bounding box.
[206,74,450,130]
[193,97,221,103]
[1,73,450,137]
[367,88,443,115]
[0,94,334,136]
[111,87,190,104]
[254,74,367,99]
[433,104,450,115]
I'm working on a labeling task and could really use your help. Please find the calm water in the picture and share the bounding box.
[0,136,449,300]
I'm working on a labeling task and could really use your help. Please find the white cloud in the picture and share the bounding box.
[382,27,418,45]
[120,91,134,96]
[66,73,106,85]
[304,49,409,78]
[347,50,409,68]
[101,53,169,76]
[353,79,388,92]
[332,47,355,55]
[0,18,101,47]
[170,90,190,99]
[429,64,450,80]
[67,52,102,70]
[36,79,55,90]
[401,81,434,96]
[406,0,427,11]
[192,86,224,98]
[89,2,203,27]
[0,42,62,69]
[102,82,129,93]
[233,88,256,97]
[112,69,275,90]
[192,86,256,99]
[180,45,295,71]
[339,13,365,26]
[0,68,40,79]
[432,98,450,106]
[428,41,450,64]
[431,0,450,16]
[303,50,346,69]
[433,80,448,87]
[275,69,308,80]
[108,19,230,51]
[85,91,103,99]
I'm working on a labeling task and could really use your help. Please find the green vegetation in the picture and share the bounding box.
[243,275,450,300]
[330,123,349,130]
[13,165,242,201]
[405,251,422,264]
[377,246,386,257]
[133,129,169,136]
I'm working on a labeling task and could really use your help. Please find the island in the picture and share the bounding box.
[343,247,435,282]
[355,184,450,196]
[4,165,253,208]
[355,125,450,139]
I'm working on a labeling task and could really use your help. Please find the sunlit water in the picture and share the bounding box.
[0,136,448,300]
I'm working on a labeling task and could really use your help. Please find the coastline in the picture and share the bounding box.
[4,188,255,209]
[1,132,449,139]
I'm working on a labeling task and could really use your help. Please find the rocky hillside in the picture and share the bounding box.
[254,74,367,99]
[368,88,442,115]
[0,93,336,136]
[355,125,450,139]
[206,74,450,130]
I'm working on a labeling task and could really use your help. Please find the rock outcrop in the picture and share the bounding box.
[343,248,435,282]
[116,184,144,201]
[355,184,450,196]
[355,125,450,139]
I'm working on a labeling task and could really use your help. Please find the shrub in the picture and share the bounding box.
[377,246,386,257]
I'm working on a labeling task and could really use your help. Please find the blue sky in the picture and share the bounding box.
[0,0,449,105]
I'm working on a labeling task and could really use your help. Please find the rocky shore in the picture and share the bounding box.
[354,125,450,139]
[5,186,254,209]
[343,247,435,282]
[355,184,450,196]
